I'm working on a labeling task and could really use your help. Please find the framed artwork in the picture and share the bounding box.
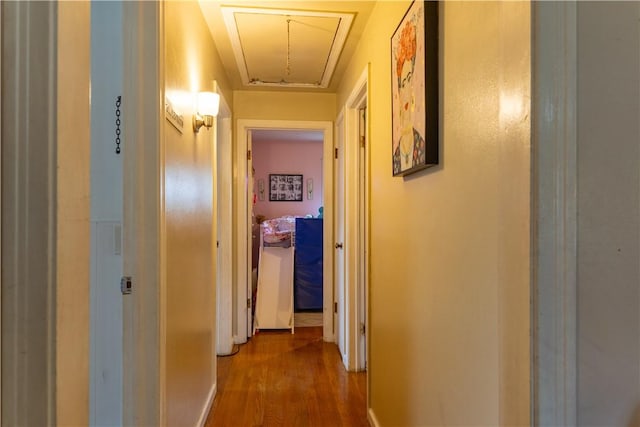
[391,1,439,177]
[269,174,303,201]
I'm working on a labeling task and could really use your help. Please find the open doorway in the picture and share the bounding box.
[250,129,325,333]
[235,120,334,344]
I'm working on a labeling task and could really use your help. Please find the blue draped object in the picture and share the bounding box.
[294,218,323,311]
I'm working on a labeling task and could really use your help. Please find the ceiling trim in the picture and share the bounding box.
[221,6,354,89]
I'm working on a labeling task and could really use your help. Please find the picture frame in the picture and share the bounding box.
[391,1,439,177]
[269,174,303,201]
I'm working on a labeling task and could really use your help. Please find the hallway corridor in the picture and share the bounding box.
[205,327,368,426]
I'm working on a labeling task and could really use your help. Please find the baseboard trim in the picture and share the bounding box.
[367,407,380,427]
[196,382,217,427]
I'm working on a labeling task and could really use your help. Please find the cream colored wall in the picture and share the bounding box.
[577,2,640,425]
[164,2,232,425]
[234,90,336,121]
[337,2,530,425]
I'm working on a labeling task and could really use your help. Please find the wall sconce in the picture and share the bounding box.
[307,179,313,200]
[193,91,220,133]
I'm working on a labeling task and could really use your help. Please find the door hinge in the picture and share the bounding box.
[247,298,251,309]
[247,150,252,160]
[360,323,366,335]
[360,136,366,148]
[334,147,338,159]
[334,302,338,313]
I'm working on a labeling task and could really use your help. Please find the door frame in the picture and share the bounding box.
[122,1,165,425]
[356,96,368,372]
[342,66,369,372]
[1,3,3,420]
[3,2,92,424]
[531,2,578,425]
[334,110,347,365]
[235,119,334,343]
[215,84,234,355]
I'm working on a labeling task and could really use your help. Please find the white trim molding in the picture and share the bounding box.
[3,2,93,424]
[334,110,347,365]
[342,66,369,372]
[0,2,4,421]
[122,1,164,425]
[215,85,235,356]
[196,383,217,427]
[2,2,58,424]
[531,2,578,426]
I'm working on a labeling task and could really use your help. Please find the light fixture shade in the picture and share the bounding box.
[197,91,220,117]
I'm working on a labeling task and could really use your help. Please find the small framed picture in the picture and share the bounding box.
[269,174,303,201]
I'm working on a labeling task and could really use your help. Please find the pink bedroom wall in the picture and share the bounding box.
[252,139,323,220]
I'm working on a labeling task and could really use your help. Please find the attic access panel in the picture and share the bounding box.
[221,6,354,89]
[237,13,338,85]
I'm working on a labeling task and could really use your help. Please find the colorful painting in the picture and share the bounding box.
[391,1,439,176]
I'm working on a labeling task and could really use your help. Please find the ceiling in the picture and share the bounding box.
[198,1,375,92]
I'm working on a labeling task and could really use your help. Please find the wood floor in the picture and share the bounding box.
[204,327,368,427]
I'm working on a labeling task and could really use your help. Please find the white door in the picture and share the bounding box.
[335,115,347,361]
[246,130,254,337]
[358,106,368,370]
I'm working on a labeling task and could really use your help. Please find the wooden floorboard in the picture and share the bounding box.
[205,327,368,427]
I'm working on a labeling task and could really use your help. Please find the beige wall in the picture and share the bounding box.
[337,2,530,425]
[577,2,640,425]
[234,90,336,122]
[164,2,232,425]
